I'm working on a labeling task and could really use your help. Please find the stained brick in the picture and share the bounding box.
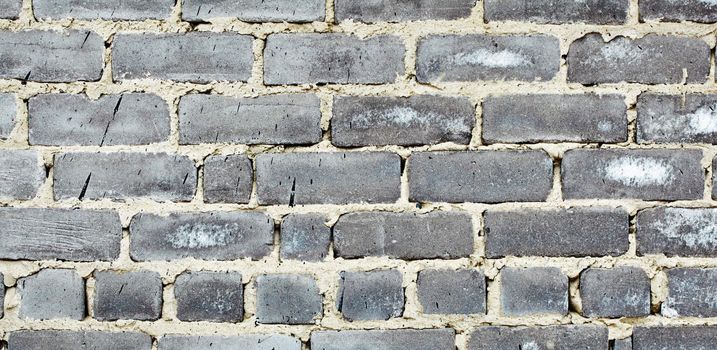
[202,155,253,204]
[468,326,609,350]
[256,274,322,324]
[662,268,717,317]
[8,331,151,350]
[311,329,456,350]
[334,0,476,23]
[337,270,403,321]
[633,326,717,350]
[0,0,20,19]
[280,213,330,261]
[637,207,717,257]
[417,269,486,314]
[93,270,162,321]
[484,0,629,24]
[637,93,717,144]
[183,0,325,23]
[34,0,174,20]
[158,335,301,350]
[579,267,651,318]
[18,269,85,320]
[175,271,243,322]
[640,0,717,23]
[500,267,568,316]
[0,93,15,139]
[0,150,44,200]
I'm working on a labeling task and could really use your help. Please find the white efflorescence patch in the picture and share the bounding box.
[652,209,717,250]
[685,103,717,134]
[642,102,717,138]
[604,156,674,187]
[521,341,541,350]
[352,106,470,134]
[661,301,680,318]
[166,223,240,249]
[598,39,641,62]
[452,49,529,68]
[697,0,717,6]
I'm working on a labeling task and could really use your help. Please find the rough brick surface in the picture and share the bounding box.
[0,150,44,200]
[337,270,403,321]
[417,269,486,314]
[183,0,324,23]
[484,0,629,24]
[640,0,717,23]
[18,269,85,320]
[280,213,330,261]
[614,338,632,350]
[174,271,243,322]
[468,326,609,350]
[0,272,3,318]
[158,335,301,350]
[256,274,322,324]
[202,155,253,204]
[580,267,651,318]
[637,207,717,257]
[93,270,162,321]
[311,329,456,350]
[34,0,174,20]
[8,331,152,350]
[0,93,15,139]
[663,268,717,317]
[0,0,20,19]
[500,267,568,316]
[335,0,476,23]
[637,93,717,144]
[633,326,717,350]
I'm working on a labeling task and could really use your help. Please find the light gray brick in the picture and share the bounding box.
[332,95,475,147]
[714,157,717,200]
[417,34,560,83]
[183,0,325,23]
[179,94,321,145]
[175,271,243,322]
[408,151,553,203]
[637,93,717,144]
[633,326,717,350]
[0,93,15,139]
[280,213,330,261]
[637,207,717,257]
[202,155,253,204]
[640,0,717,23]
[158,335,301,350]
[8,331,151,350]
[256,152,401,205]
[484,0,629,24]
[18,269,85,320]
[93,270,162,321]
[113,33,253,83]
[337,270,403,321]
[567,34,711,85]
[468,326,609,350]
[562,149,704,200]
[417,269,486,315]
[482,94,627,144]
[0,272,3,319]
[256,274,322,324]
[311,329,456,350]
[34,0,174,20]
[335,0,476,23]
[53,152,197,202]
[663,268,717,317]
[264,33,405,85]
[484,208,629,258]
[130,212,273,261]
[500,267,568,316]
[0,0,20,19]
[333,212,473,260]
[0,150,44,200]
[0,30,103,82]
[29,93,170,146]
[580,267,651,318]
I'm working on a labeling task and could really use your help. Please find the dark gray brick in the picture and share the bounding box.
[34,0,174,20]
[29,93,170,146]
[663,268,717,317]
[580,267,651,318]
[8,331,151,350]
[637,93,717,144]
[280,213,330,261]
[94,270,162,321]
[18,269,85,320]
[113,33,253,83]
[633,326,717,350]
[256,152,401,205]
[203,155,253,204]
[500,267,568,316]
[175,271,243,322]
[417,269,486,314]
[562,149,704,200]
[485,208,629,258]
[567,34,711,85]
[614,338,632,350]
[333,212,473,260]
[468,326,609,350]
[183,0,324,23]
[264,34,405,85]
[256,274,322,324]
[416,34,560,83]
[483,94,627,144]
[0,0,20,19]
[337,270,403,321]
[637,207,717,257]
[640,0,717,23]
[408,151,553,203]
[335,0,476,23]
[179,94,321,145]
[53,152,197,202]
[332,95,475,147]
[484,0,629,24]
[130,212,273,261]
[0,93,15,139]
[0,150,44,200]
[0,30,103,82]
[311,329,455,350]
[158,335,301,350]
[0,208,121,261]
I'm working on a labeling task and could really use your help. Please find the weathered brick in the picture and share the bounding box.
[500,267,568,316]
[580,267,651,318]
[179,94,321,145]
[175,271,243,322]
[113,33,253,83]
[562,149,703,200]
[0,30,103,82]
[0,150,44,200]
[256,274,322,324]
[264,34,405,85]
[53,152,197,202]
[256,152,401,205]
[332,95,475,147]
[408,151,553,203]
[202,155,253,204]
[29,93,170,146]
[637,207,717,257]
[637,93,717,144]
[416,35,560,83]
[34,0,174,20]
[633,326,717,350]
[311,329,456,350]
[183,0,324,23]
[334,0,476,23]
[484,208,629,258]
[130,212,273,261]
[94,270,162,321]
[567,34,711,85]
[482,94,627,144]
[158,335,301,350]
[280,213,330,261]
[417,269,485,315]
[468,326,609,350]
[0,208,121,261]
[8,330,151,350]
[0,93,15,139]
[333,212,473,260]
[0,272,3,318]
[662,268,717,317]
[614,338,632,350]
[484,0,629,24]
[337,270,403,321]
[18,269,85,320]
[640,0,717,23]
[0,0,20,19]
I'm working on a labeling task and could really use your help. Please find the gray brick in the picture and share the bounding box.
[0,93,15,139]
[408,151,553,203]
[256,152,401,205]
[0,30,103,82]
[500,267,568,316]
[0,150,44,200]
[562,149,704,200]
[183,0,324,23]
[311,329,456,350]
[53,152,197,202]
[714,157,717,200]
[482,94,627,144]
[264,34,405,85]
[333,212,473,260]
[113,33,253,83]
[158,335,301,350]
[335,0,476,23]
[332,95,475,147]
[637,93,717,144]
[614,338,632,350]
[567,34,711,85]
[485,208,629,258]
[34,0,174,20]
[337,270,403,321]
[8,331,151,350]
[633,326,717,350]
[203,155,253,204]
[256,274,322,324]
[468,326,609,350]
[175,271,243,322]
[0,272,3,318]
[484,0,629,24]
[417,269,486,315]
[640,0,717,23]
[130,212,273,261]
[280,213,330,261]
[94,270,162,321]
[580,267,651,318]
[417,34,560,83]
[18,269,85,320]
[637,207,717,257]
[663,268,717,317]
[29,93,170,146]
[0,208,121,261]
[0,0,20,19]
[179,94,321,145]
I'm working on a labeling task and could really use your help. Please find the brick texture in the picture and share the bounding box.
[640,0,717,23]
[182,0,325,23]
[34,0,174,20]
[484,0,629,24]
[0,93,15,139]
[637,207,717,257]
[335,0,476,23]
[17,269,85,320]
[637,93,717,144]
[174,271,244,322]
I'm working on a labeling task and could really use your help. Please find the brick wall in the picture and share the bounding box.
[0,0,715,349]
